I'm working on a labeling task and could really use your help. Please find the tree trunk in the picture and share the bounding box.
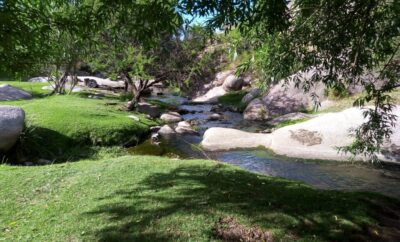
[124,73,142,111]
[124,80,129,92]
[127,91,141,111]
[51,71,68,95]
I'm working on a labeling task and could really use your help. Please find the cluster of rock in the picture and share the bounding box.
[240,68,382,121]
[191,68,328,122]
[242,73,326,121]
[201,107,400,163]
[193,70,249,103]
[135,102,199,141]
[157,121,199,136]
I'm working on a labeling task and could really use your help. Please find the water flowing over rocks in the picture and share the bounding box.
[0,106,25,152]
[202,107,400,163]
[132,93,400,198]
[0,84,32,101]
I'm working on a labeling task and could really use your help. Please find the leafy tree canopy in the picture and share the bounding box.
[1,0,399,160]
[185,0,400,161]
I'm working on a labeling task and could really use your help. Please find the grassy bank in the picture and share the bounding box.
[0,81,157,162]
[1,156,399,241]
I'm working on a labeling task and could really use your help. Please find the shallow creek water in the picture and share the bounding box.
[129,95,400,199]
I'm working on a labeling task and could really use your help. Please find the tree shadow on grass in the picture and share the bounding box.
[83,163,400,241]
[3,126,111,164]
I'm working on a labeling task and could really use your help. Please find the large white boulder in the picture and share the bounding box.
[0,106,25,152]
[42,85,82,93]
[0,84,32,101]
[192,86,227,103]
[213,70,234,86]
[28,77,51,83]
[269,108,364,161]
[270,107,400,162]
[202,107,400,163]
[77,76,124,88]
[202,127,271,151]
[222,74,243,91]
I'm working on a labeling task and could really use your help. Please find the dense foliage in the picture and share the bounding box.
[0,0,181,94]
[186,0,400,161]
[1,0,399,160]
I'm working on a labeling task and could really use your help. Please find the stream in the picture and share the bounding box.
[129,95,400,199]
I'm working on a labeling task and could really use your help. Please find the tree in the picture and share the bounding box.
[1,0,182,95]
[185,0,400,161]
[90,42,159,110]
[0,0,109,93]
[86,0,183,110]
[88,21,221,110]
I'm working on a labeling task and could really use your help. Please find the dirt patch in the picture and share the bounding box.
[213,217,273,242]
[290,129,323,146]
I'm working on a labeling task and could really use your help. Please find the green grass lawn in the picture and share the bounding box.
[0,81,157,162]
[1,156,399,241]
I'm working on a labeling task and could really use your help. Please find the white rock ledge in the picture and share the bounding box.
[201,107,400,163]
[202,128,272,151]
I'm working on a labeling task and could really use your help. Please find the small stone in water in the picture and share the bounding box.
[208,113,223,121]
